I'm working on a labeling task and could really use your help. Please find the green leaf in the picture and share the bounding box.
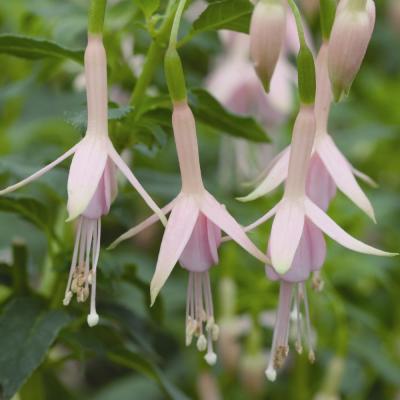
[0,196,52,234]
[133,0,160,19]
[0,34,84,64]
[0,298,71,400]
[189,88,270,142]
[192,0,253,34]
[108,350,190,400]
[65,105,134,134]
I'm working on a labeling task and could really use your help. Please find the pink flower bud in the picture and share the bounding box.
[328,0,375,101]
[250,0,286,92]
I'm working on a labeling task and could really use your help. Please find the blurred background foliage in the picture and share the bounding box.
[0,0,399,399]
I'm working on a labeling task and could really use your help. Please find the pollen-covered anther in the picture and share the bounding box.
[295,341,303,355]
[274,345,288,369]
[197,334,207,352]
[308,350,316,364]
[311,271,324,292]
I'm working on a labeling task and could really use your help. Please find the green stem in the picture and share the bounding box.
[129,10,176,109]
[287,0,306,47]
[169,0,187,49]
[88,0,107,34]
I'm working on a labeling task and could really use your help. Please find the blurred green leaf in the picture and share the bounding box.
[108,350,190,400]
[65,105,134,134]
[133,0,160,19]
[0,196,52,234]
[0,34,84,63]
[189,88,269,142]
[192,0,253,33]
[0,298,70,400]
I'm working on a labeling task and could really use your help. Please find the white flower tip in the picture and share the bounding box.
[150,284,160,307]
[196,335,207,352]
[272,260,291,275]
[87,312,99,327]
[63,291,72,306]
[265,366,277,382]
[205,352,217,366]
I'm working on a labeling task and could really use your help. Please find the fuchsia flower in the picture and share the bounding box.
[240,43,377,223]
[0,35,165,326]
[239,44,393,280]
[110,100,267,363]
[240,43,395,379]
[328,0,376,100]
[249,0,287,92]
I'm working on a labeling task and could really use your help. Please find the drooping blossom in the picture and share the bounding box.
[328,0,376,101]
[239,43,377,223]
[110,100,267,358]
[249,0,287,92]
[180,213,221,365]
[240,44,394,277]
[264,148,333,381]
[0,35,165,326]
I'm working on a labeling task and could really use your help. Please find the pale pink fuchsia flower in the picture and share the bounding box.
[265,282,314,381]
[181,213,221,365]
[110,101,267,358]
[0,35,165,326]
[328,0,376,100]
[241,110,391,274]
[240,43,377,222]
[250,0,287,92]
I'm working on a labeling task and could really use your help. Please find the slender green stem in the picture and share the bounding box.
[129,10,176,108]
[287,0,306,47]
[169,0,187,49]
[88,0,107,34]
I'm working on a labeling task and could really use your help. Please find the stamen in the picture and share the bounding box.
[185,270,219,363]
[63,216,102,327]
[301,283,315,363]
[312,271,324,292]
[295,286,303,354]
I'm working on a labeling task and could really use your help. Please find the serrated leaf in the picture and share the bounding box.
[0,298,71,400]
[193,0,253,34]
[0,34,84,64]
[189,88,269,142]
[65,105,133,134]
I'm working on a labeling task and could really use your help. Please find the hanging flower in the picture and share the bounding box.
[0,35,165,326]
[110,101,267,305]
[239,43,377,222]
[240,44,394,276]
[328,0,376,100]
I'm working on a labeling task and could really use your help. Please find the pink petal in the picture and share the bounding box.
[150,196,199,305]
[238,147,290,202]
[221,203,279,243]
[305,198,396,256]
[207,217,221,264]
[266,219,325,282]
[306,154,336,211]
[317,135,376,222]
[270,199,305,274]
[352,167,378,188]
[107,143,167,226]
[67,138,109,221]
[0,144,77,196]
[179,213,218,273]
[108,198,177,250]
[199,191,267,263]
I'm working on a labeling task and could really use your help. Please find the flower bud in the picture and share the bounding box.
[250,0,286,92]
[328,0,375,101]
